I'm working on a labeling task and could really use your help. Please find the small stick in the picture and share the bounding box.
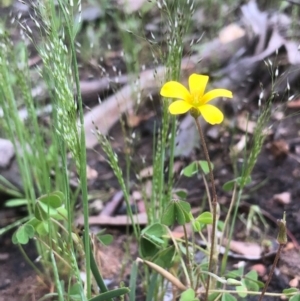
[258,212,287,301]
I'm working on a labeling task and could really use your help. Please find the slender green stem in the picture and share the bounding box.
[183,224,193,288]
[194,118,218,300]
[220,189,243,275]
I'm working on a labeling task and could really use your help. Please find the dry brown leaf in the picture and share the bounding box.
[222,239,262,257]
[126,111,155,128]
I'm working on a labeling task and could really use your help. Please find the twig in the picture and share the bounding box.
[258,213,287,301]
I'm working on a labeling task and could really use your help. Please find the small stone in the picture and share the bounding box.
[289,277,299,288]
[207,126,220,140]
[0,139,14,168]
[250,264,266,277]
[273,192,291,205]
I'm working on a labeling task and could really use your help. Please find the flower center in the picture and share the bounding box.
[191,92,202,107]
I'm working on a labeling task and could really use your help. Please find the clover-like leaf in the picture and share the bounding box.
[236,281,248,298]
[180,288,199,301]
[161,200,191,226]
[14,224,35,244]
[39,192,63,208]
[283,288,299,296]
[181,160,214,177]
[153,245,176,268]
[97,234,113,246]
[181,161,198,177]
[223,176,252,191]
[289,294,300,301]
[139,223,167,258]
[196,211,213,224]
[222,293,237,301]
[161,201,176,226]
[199,160,213,175]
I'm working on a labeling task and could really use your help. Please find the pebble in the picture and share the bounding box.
[0,139,14,168]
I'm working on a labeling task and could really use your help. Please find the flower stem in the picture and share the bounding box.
[194,118,218,301]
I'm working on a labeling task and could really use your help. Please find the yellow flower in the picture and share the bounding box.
[160,73,233,124]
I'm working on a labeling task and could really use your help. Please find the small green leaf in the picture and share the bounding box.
[69,283,82,300]
[199,160,213,175]
[12,232,18,244]
[162,200,191,226]
[175,200,191,224]
[236,283,247,298]
[139,223,167,258]
[192,220,202,232]
[174,189,188,200]
[15,224,35,244]
[196,211,213,224]
[217,220,225,231]
[226,278,243,286]
[39,192,62,208]
[175,204,186,225]
[54,207,68,220]
[51,191,65,203]
[88,287,130,301]
[180,288,199,301]
[283,288,299,296]
[222,179,238,192]
[181,161,214,177]
[244,270,259,291]
[97,234,113,246]
[222,293,237,301]
[5,199,28,207]
[161,202,175,226]
[208,292,221,301]
[225,269,243,278]
[182,162,198,177]
[36,221,50,236]
[223,176,252,191]
[154,245,176,268]
[289,294,300,301]
[35,201,57,220]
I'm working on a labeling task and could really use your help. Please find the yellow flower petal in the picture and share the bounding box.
[198,104,224,124]
[189,74,209,97]
[169,100,193,115]
[160,81,190,100]
[202,89,233,104]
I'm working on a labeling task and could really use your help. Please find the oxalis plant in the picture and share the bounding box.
[131,74,296,301]
[0,1,299,301]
